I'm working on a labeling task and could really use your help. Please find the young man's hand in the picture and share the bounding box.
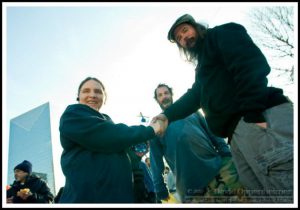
[17,189,32,200]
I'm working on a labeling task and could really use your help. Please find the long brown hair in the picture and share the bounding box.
[177,23,208,65]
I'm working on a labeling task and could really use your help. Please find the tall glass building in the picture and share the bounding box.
[7,102,56,195]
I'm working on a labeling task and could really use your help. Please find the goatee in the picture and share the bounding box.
[159,98,173,110]
[187,36,203,55]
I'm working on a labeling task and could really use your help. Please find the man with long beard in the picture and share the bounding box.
[153,14,293,203]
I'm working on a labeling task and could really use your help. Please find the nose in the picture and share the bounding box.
[161,95,169,102]
[88,91,97,98]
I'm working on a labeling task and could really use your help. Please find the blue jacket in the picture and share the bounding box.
[59,104,155,203]
[150,112,231,200]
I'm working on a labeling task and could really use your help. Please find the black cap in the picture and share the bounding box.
[168,14,196,42]
[14,160,32,174]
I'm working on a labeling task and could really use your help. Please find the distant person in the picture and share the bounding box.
[58,77,163,203]
[128,142,156,203]
[150,84,242,203]
[6,160,54,203]
[153,14,293,202]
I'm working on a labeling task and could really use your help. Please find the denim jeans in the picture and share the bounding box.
[231,102,293,203]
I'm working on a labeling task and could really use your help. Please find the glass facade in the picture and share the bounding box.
[7,102,56,195]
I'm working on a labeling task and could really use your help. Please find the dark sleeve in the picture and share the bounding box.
[149,138,169,200]
[216,23,270,123]
[28,180,54,203]
[6,187,15,198]
[163,80,201,123]
[7,185,23,203]
[59,105,156,153]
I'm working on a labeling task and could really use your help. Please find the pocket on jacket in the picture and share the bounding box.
[254,140,293,176]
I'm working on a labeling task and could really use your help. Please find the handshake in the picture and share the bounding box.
[149,114,169,136]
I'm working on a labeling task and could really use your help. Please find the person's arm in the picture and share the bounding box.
[216,23,270,124]
[149,138,169,200]
[6,186,14,198]
[163,79,202,124]
[60,104,156,153]
[6,187,15,203]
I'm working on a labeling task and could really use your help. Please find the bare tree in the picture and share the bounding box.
[248,6,294,83]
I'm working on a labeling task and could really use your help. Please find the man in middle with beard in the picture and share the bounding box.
[150,83,243,203]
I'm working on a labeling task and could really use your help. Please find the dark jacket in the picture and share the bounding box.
[6,174,54,203]
[54,187,64,203]
[59,104,155,203]
[164,23,288,140]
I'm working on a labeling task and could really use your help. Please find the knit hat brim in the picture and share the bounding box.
[14,160,32,174]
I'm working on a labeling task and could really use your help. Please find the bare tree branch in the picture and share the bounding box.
[247,6,294,84]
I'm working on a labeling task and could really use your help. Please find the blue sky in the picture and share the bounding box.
[3,2,297,200]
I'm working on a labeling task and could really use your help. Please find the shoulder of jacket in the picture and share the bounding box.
[65,104,90,112]
[214,22,246,32]
[11,181,20,188]
[63,104,101,118]
[102,113,112,120]
[27,175,42,183]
